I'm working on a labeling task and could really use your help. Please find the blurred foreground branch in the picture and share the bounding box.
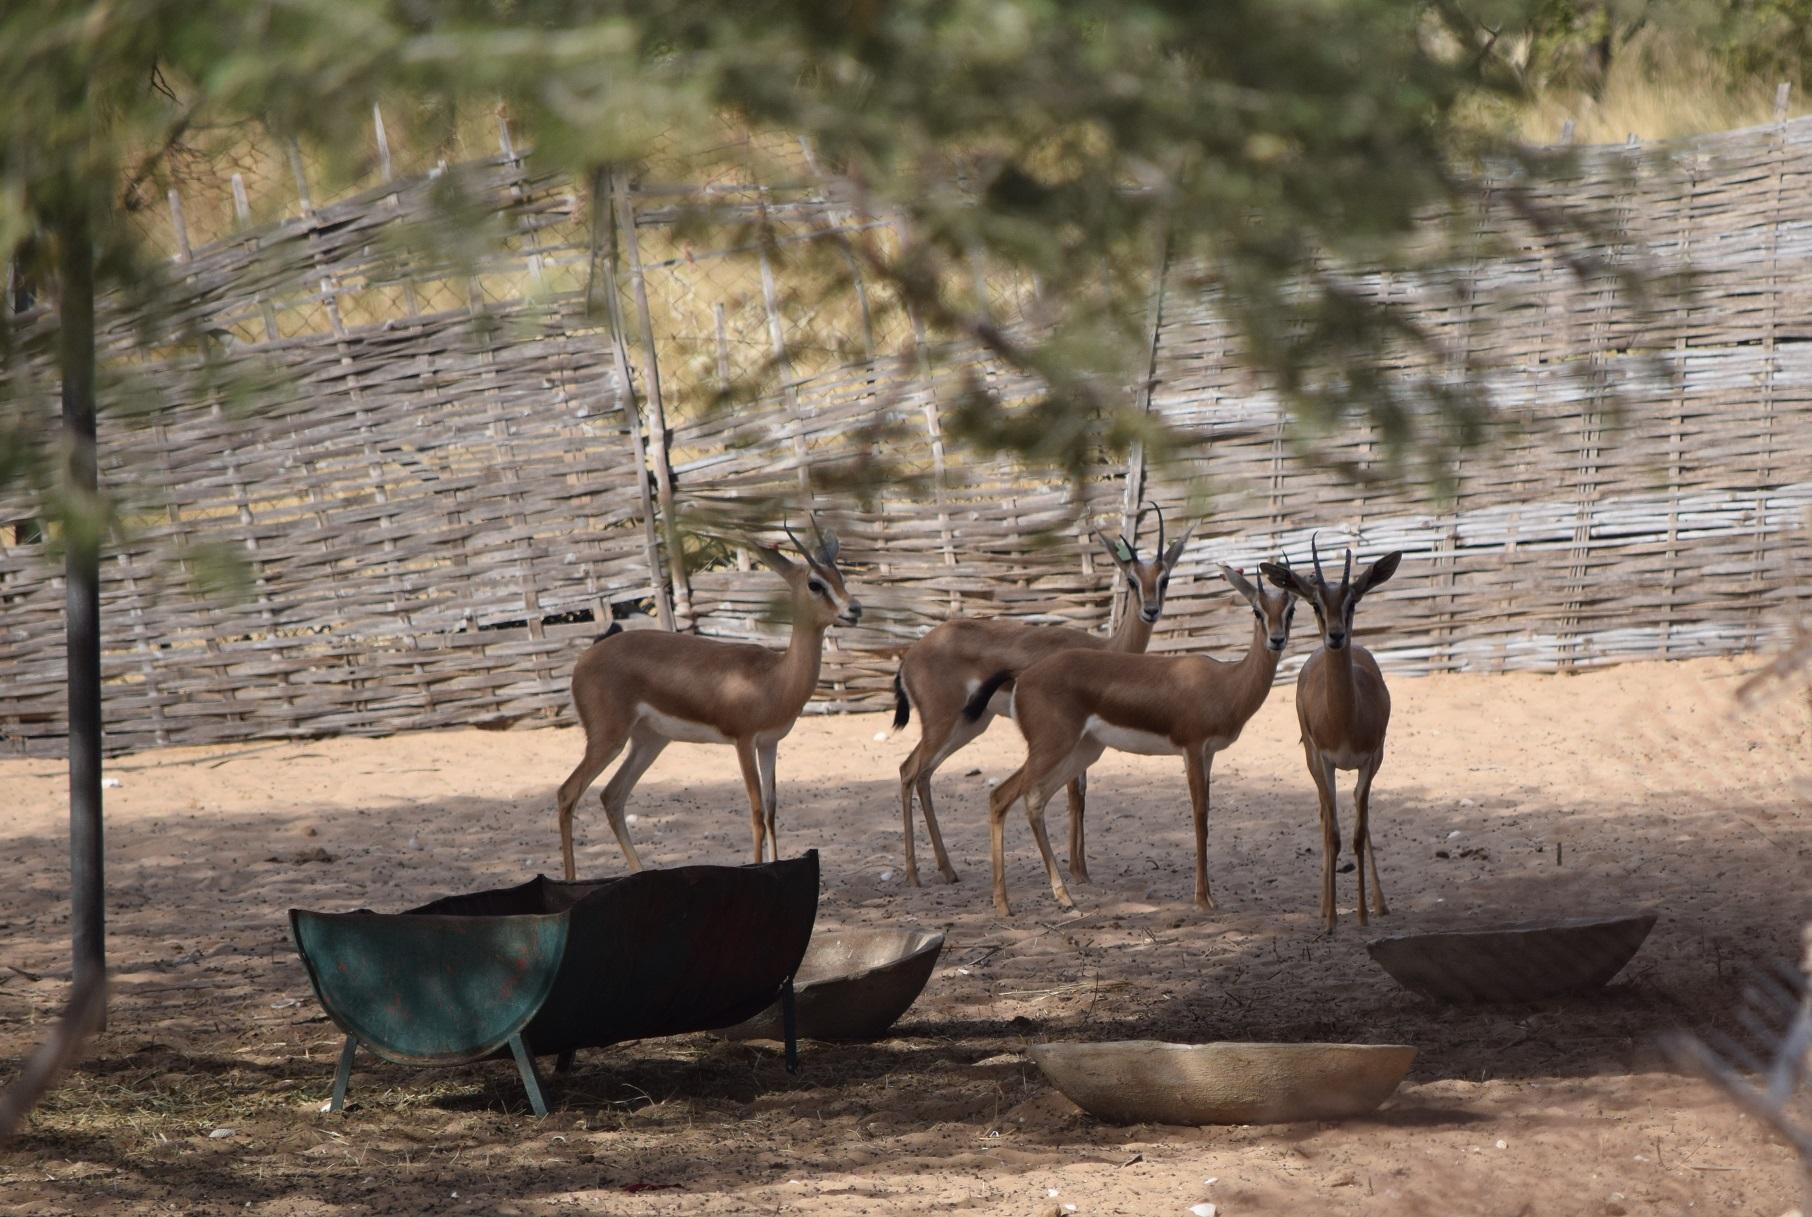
[0,971,106,1138]
[1668,924,1812,1207]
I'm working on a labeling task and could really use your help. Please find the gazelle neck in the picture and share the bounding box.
[1227,613,1283,718]
[1316,635,1358,724]
[777,615,830,712]
[1108,584,1155,653]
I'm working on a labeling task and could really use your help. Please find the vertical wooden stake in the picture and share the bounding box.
[601,170,681,630]
[894,220,961,616]
[1114,223,1172,632]
[759,247,812,495]
[166,190,192,263]
[372,103,394,182]
[714,301,732,390]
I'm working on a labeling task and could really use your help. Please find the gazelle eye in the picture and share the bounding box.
[808,579,826,595]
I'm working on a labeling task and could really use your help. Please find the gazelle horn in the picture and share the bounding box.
[1343,547,1353,588]
[1310,532,1326,588]
[808,511,838,565]
[782,518,814,564]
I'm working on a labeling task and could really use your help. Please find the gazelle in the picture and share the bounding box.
[555,521,860,880]
[891,508,1192,887]
[1259,539,1403,932]
[980,566,1295,916]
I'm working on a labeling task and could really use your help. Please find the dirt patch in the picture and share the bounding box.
[2,655,1808,1214]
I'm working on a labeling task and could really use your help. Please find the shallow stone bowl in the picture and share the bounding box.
[1366,913,1658,1004]
[719,927,945,1041]
[1027,1040,1417,1125]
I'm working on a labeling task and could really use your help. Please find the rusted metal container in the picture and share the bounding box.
[290,852,819,1115]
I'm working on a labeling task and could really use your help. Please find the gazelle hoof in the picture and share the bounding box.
[941,869,961,884]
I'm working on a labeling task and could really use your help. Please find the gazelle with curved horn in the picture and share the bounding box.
[892,504,1193,887]
[978,565,1296,915]
[555,518,861,879]
[1260,537,1403,931]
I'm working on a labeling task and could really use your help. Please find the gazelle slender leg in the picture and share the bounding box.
[1022,780,1077,914]
[1354,755,1387,920]
[1185,747,1217,910]
[989,765,1026,916]
[757,739,780,861]
[898,745,925,886]
[735,738,767,863]
[915,775,960,883]
[923,711,987,882]
[556,727,628,880]
[1066,773,1090,882]
[599,727,666,872]
[1306,744,1341,932]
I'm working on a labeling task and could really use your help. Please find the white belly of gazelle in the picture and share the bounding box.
[1084,715,1182,757]
[639,706,734,744]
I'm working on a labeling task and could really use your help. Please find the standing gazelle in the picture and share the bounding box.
[892,508,1192,887]
[1260,539,1402,932]
[555,521,861,880]
[980,566,1295,916]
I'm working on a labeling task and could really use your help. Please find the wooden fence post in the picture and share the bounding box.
[797,137,875,361]
[758,247,813,495]
[593,168,677,632]
[1748,83,1792,648]
[1113,225,1172,632]
[894,219,962,617]
[612,173,694,629]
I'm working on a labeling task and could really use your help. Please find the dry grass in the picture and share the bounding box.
[1508,37,1810,145]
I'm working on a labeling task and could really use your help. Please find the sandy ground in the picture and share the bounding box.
[1,654,1810,1215]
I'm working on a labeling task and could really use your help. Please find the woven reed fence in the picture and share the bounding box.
[3,114,1810,754]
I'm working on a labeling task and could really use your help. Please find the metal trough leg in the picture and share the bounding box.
[329,1034,358,1113]
[782,974,799,1076]
[508,1033,550,1117]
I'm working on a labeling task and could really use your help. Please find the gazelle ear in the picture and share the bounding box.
[815,528,840,567]
[1162,521,1196,570]
[1353,551,1403,598]
[1094,529,1135,569]
[752,544,796,576]
[1259,561,1311,598]
[1219,564,1259,605]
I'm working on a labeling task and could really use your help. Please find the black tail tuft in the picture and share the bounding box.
[892,668,911,730]
[596,621,624,643]
[962,670,1015,721]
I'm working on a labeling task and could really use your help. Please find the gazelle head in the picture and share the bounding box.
[1095,502,1195,625]
[1220,565,1295,653]
[1259,536,1402,653]
[753,516,862,630]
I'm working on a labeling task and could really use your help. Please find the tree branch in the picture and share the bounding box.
[0,972,106,1138]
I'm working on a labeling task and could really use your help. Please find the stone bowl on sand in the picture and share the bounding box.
[1366,913,1658,1004]
[719,927,945,1041]
[1027,1040,1417,1125]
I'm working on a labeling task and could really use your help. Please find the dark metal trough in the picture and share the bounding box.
[289,852,819,1115]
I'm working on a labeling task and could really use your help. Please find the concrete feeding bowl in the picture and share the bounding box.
[720,927,945,1041]
[1366,912,1657,1004]
[1027,1040,1416,1126]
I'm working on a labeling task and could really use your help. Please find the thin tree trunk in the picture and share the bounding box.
[59,208,105,1027]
